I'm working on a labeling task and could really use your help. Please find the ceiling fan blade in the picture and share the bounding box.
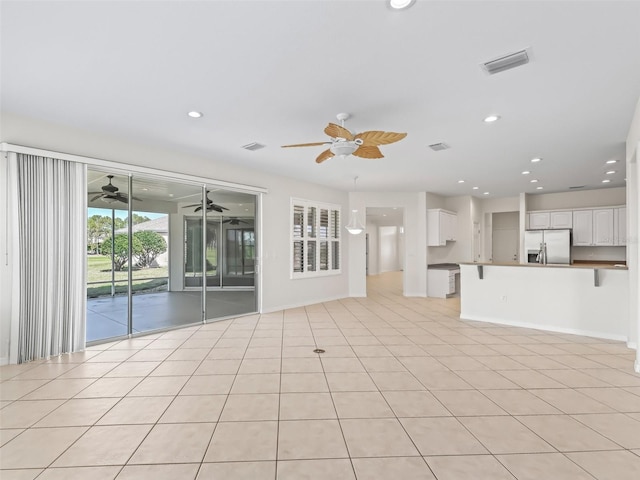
[315,149,335,164]
[130,196,142,201]
[183,203,201,208]
[281,142,329,148]
[353,145,384,159]
[194,206,203,212]
[88,191,103,195]
[115,196,129,204]
[90,194,104,201]
[324,123,354,141]
[355,130,407,146]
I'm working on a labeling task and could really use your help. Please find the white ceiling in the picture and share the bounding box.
[2,1,639,198]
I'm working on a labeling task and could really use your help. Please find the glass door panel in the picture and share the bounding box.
[86,170,130,343]
[132,176,203,334]
[205,191,257,319]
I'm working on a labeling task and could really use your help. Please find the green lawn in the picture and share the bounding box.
[87,255,168,298]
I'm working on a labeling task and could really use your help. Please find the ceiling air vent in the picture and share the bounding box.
[482,48,530,75]
[242,142,266,151]
[428,142,450,151]
[569,185,585,189]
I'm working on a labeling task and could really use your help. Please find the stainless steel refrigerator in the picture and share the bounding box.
[524,229,571,264]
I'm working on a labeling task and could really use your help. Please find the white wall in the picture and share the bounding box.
[379,226,400,273]
[626,97,640,363]
[349,192,426,297]
[527,187,626,210]
[0,113,350,327]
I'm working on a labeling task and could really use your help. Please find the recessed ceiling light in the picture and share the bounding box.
[245,208,249,211]
[536,186,544,190]
[530,179,538,183]
[141,188,148,191]
[606,170,616,175]
[531,157,542,163]
[483,192,490,195]
[602,179,611,183]
[187,111,203,118]
[606,160,617,164]
[383,214,387,217]
[483,115,500,123]
[521,171,530,175]
[458,180,465,183]
[389,0,415,10]
[472,186,479,190]
[169,194,174,197]
[393,207,397,210]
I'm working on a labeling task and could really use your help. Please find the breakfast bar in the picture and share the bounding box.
[459,262,630,342]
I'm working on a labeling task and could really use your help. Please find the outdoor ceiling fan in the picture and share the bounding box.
[222,217,250,226]
[88,175,140,204]
[281,113,407,164]
[183,191,229,213]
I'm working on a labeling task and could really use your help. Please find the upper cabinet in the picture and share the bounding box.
[550,211,573,229]
[427,209,457,246]
[528,212,550,229]
[572,210,593,246]
[614,207,626,246]
[572,208,614,246]
[592,209,614,246]
[528,211,572,229]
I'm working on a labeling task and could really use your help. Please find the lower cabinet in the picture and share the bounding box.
[427,268,460,298]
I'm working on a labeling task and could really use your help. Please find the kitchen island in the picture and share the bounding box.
[459,262,630,343]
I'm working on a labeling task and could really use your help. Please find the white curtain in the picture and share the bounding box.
[11,153,86,363]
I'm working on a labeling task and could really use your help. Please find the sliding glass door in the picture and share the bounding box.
[86,168,259,344]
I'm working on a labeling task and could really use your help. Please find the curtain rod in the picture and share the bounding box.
[0,142,269,195]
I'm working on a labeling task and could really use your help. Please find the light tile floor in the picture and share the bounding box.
[1,272,640,479]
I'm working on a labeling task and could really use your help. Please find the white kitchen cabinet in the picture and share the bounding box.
[550,211,572,229]
[572,210,593,246]
[528,211,550,229]
[572,208,614,246]
[614,207,626,246]
[593,209,614,246]
[427,267,460,298]
[427,209,457,246]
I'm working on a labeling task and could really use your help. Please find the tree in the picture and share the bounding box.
[87,215,112,253]
[101,234,142,271]
[134,230,167,268]
[131,214,151,225]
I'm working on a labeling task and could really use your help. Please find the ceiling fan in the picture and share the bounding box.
[222,217,250,225]
[183,191,229,213]
[88,175,140,204]
[281,113,407,164]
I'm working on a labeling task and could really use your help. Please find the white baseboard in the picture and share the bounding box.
[460,314,629,344]
[0,356,8,366]
[635,359,640,374]
[261,294,349,314]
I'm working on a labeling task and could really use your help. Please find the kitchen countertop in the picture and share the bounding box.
[427,263,460,270]
[459,262,627,270]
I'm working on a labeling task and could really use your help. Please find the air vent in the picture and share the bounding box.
[482,49,530,75]
[569,185,585,189]
[242,142,266,151]
[428,142,450,151]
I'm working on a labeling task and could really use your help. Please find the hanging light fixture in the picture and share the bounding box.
[345,176,365,235]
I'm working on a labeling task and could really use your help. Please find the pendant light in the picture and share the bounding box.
[345,176,365,235]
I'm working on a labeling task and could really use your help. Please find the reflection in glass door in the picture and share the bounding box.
[225,228,255,285]
[184,218,221,287]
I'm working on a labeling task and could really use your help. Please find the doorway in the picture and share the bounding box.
[491,212,520,263]
[365,207,404,292]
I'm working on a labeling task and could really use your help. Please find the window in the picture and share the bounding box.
[291,198,341,278]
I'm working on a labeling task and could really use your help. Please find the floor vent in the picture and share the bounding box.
[482,48,530,75]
